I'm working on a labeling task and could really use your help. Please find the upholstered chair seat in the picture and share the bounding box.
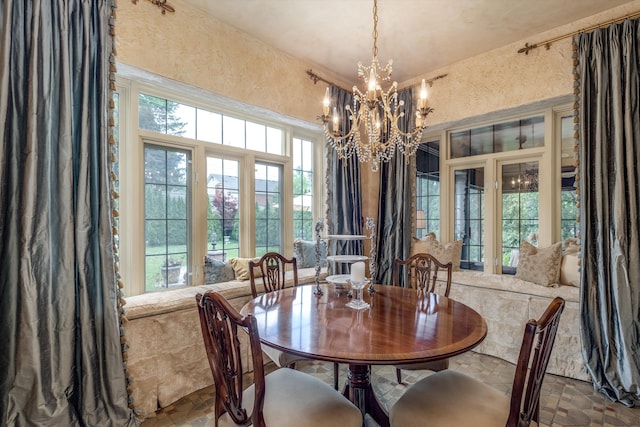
[390,297,565,427]
[217,368,361,427]
[390,369,511,427]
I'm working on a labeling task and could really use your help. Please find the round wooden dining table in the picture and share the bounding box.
[240,283,487,427]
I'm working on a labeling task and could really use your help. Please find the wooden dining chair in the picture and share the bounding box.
[249,252,340,390]
[249,252,299,296]
[390,296,566,427]
[196,291,362,427]
[392,253,453,383]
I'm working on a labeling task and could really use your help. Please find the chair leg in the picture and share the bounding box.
[334,362,339,390]
[396,367,402,384]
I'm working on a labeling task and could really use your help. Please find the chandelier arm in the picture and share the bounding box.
[395,128,425,138]
[324,123,359,143]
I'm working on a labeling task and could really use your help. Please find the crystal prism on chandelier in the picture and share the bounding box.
[320,0,433,172]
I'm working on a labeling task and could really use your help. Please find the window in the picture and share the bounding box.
[415,140,440,238]
[116,78,324,296]
[438,108,573,274]
[207,157,240,260]
[453,167,485,270]
[450,116,544,158]
[255,162,282,255]
[293,137,314,240]
[138,92,284,154]
[144,145,191,291]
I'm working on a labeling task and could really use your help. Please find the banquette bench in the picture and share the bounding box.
[124,256,587,418]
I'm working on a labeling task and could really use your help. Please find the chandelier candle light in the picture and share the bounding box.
[320,0,434,172]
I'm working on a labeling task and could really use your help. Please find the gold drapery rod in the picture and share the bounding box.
[518,10,640,55]
[306,69,447,90]
[132,0,175,14]
[306,70,345,90]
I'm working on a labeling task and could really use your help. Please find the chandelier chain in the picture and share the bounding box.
[372,0,378,59]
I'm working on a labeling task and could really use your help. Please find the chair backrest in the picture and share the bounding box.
[507,296,565,427]
[196,291,267,427]
[249,252,298,298]
[393,253,453,296]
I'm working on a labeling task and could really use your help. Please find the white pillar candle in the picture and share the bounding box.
[350,261,366,283]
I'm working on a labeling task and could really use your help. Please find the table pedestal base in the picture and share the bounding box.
[343,364,389,427]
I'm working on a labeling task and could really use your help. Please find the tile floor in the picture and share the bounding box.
[140,351,640,427]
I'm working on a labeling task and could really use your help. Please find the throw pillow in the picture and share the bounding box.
[203,257,235,284]
[229,257,262,281]
[559,252,580,287]
[515,241,562,286]
[293,239,327,268]
[564,239,580,255]
[411,233,462,271]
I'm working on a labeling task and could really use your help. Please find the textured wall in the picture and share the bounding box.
[115,0,349,125]
[116,0,640,129]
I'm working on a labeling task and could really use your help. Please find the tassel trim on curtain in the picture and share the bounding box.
[572,40,582,248]
[108,0,139,419]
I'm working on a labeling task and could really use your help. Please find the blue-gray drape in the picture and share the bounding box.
[576,19,640,407]
[325,86,363,274]
[0,1,136,424]
[374,88,414,285]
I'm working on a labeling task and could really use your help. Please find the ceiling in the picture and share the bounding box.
[181,0,633,86]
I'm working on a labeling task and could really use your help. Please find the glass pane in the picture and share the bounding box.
[246,121,266,152]
[450,130,470,159]
[144,145,191,292]
[167,185,187,218]
[223,116,245,148]
[266,126,283,155]
[145,184,167,219]
[293,138,314,240]
[302,139,313,170]
[293,137,302,169]
[470,126,492,155]
[454,167,484,271]
[495,121,520,152]
[255,163,267,192]
[522,116,545,148]
[416,140,440,239]
[167,151,188,185]
[168,102,195,139]
[145,147,166,184]
[197,109,222,143]
[255,162,282,254]
[138,93,167,133]
[501,161,539,273]
[207,156,240,261]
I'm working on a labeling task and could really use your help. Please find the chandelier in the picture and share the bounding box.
[320,0,433,172]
